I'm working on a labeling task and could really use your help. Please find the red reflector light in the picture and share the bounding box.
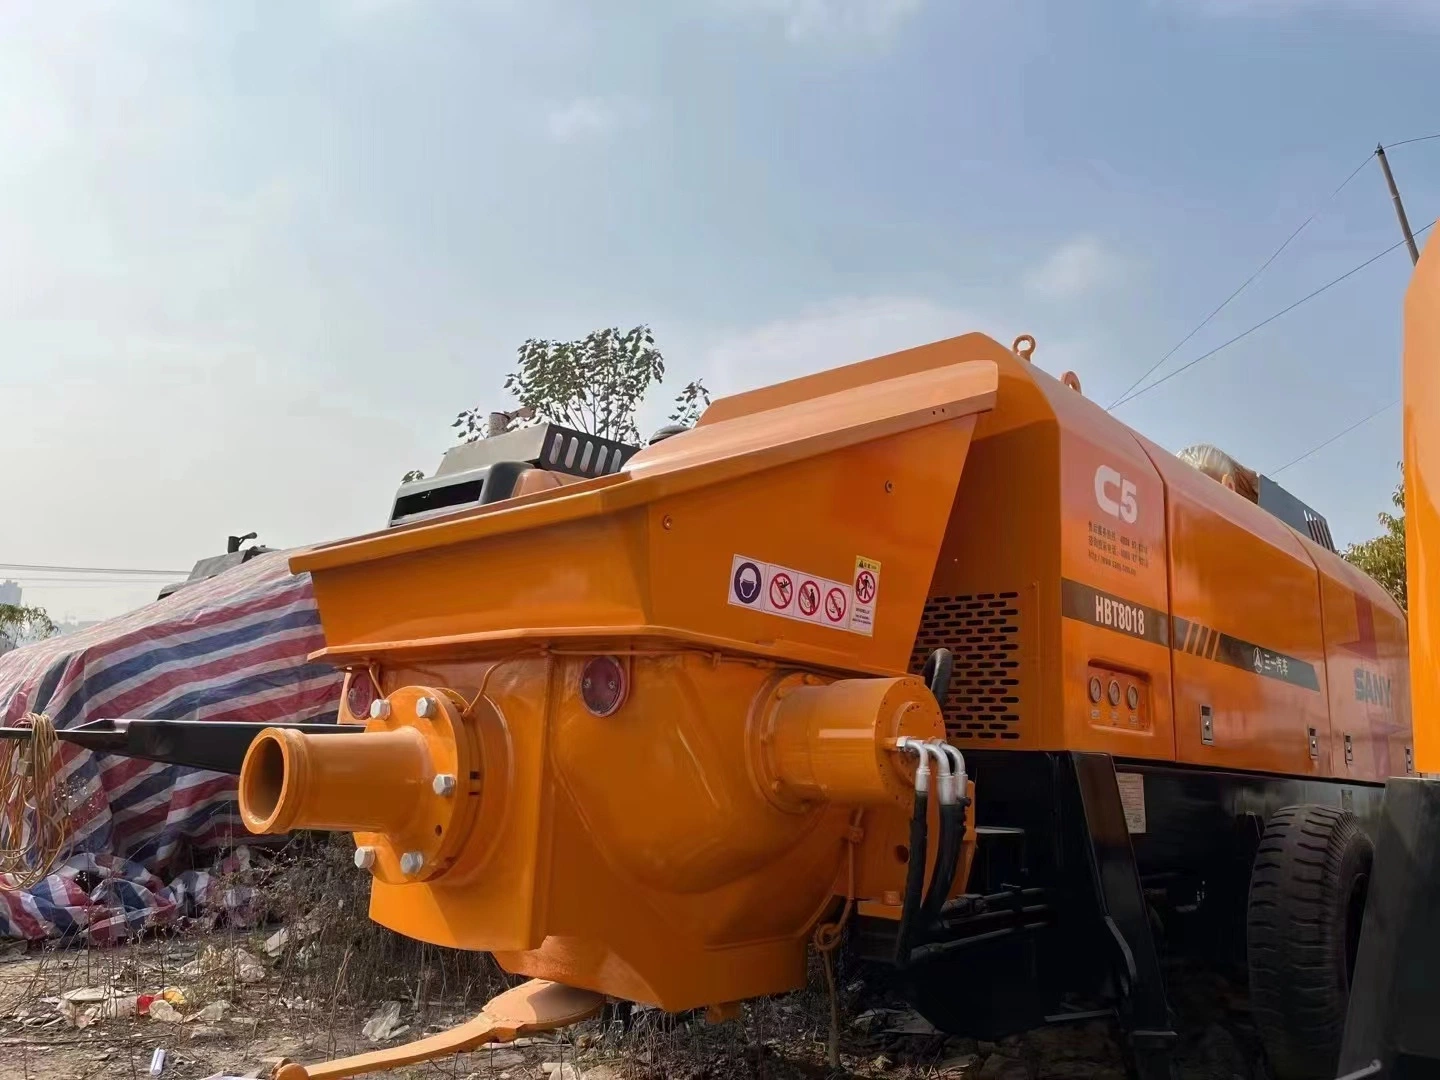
[580,656,627,717]
[346,670,378,721]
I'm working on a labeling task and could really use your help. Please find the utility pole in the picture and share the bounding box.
[1376,143,1421,266]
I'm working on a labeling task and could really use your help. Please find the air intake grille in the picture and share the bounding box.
[910,592,1022,741]
[1304,510,1336,552]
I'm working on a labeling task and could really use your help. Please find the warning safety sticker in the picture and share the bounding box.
[727,554,874,636]
[851,556,881,637]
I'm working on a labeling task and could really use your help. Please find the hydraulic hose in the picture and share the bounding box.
[921,742,967,926]
[892,737,931,968]
[893,653,958,965]
[919,738,954,914]
[921,648,954,706]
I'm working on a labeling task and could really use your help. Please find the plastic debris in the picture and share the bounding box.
[61,986,108,1004]
[181,945,267,984]
[191,1000,231,1023]
[263,916,319,957]
[149,1047,167,1075]
[148,1000,185,1023]
[362,1001,407,1043]
[58,998,99,1029]
[881,1010,941,1035]
[58,991,143,1027]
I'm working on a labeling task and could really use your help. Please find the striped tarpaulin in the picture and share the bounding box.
[0,550,342,940]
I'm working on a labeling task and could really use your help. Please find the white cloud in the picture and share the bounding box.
[546,98,631,144]
[713,0,923,43]
[688,296,976,397]
[648,295,1102,437]
[1023,237,1129,302]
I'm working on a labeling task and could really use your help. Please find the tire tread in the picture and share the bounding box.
[1246,803,1372,1080]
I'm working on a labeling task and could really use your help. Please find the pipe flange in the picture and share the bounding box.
[357,685,481,886]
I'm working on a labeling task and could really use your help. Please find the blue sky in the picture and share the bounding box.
[1,0,1436,620]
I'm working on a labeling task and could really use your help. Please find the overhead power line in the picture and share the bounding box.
[5,585,164,592]
[1267,398,1401,478]
[1108,134,1440,411]
[1384,132,1440,150]
[1106,152,1375,410]
[1111,219,1435,409]
[0,562,188,578]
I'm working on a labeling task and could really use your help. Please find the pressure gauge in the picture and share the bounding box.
[1127,685,1140,710]
[1107,680,1122,707]
[1088,676,1103,703]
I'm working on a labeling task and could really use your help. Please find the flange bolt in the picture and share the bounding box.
[432,773,456,797]
[353,846,377,870]
[400,851,425,876]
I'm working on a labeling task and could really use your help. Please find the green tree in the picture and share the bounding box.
[1344,466,1406,611]
[0,604,56,652]
[453,325,708,446]
[668,378,712,428]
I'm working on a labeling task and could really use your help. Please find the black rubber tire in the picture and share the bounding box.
[1247,804,1372,1080]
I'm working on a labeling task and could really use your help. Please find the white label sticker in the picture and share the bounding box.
[727,554,866,635]
[851,556,881,636]
[1116,772,1146,834]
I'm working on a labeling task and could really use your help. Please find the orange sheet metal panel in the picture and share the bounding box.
[1139,437,1331,777]
[920,357,1058,749]
[914,341,1412,781]
[1404,228,1440,772]
[1050,378,1175,761]
[294,355,998,679]
[1307,543,1411,781]
[920,350,1177,761]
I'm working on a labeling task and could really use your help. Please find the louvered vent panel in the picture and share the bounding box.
[909,592,1022,741]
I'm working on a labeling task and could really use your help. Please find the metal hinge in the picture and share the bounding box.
[1307,726,1319,761]
[1344,733,1354,766]
[1200,704,1214,746]
[1406,745,1415,774]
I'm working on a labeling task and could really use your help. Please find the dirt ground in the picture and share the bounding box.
[0,841,1270,1080]
[0,932,1268,1080]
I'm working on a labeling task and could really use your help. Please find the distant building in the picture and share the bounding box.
[0,580,20,606]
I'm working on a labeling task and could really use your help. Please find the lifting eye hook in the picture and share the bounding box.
[1012,334,1037,362]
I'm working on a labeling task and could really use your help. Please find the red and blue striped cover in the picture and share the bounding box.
[0,550,342,940]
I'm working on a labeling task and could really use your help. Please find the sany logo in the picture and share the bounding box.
[1094,465,1138,524]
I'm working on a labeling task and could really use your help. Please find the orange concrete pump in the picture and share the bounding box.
[22,323,1417,1080]
[246,328,1411,1079]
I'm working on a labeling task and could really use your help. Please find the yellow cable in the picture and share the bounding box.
[0,713,71,891]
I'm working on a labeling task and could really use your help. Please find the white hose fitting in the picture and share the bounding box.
[937,742,966,804]
[895,736,931,795]
[925,739,954,805]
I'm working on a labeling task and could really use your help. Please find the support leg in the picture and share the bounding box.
[272,979,604,1080]
[1067,753,1178,1080]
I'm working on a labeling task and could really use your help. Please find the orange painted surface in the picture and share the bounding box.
[914,340,1410,781]
[1405,228,1440,772]
[244,327,1415,1020]
[273,979,604,1080]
